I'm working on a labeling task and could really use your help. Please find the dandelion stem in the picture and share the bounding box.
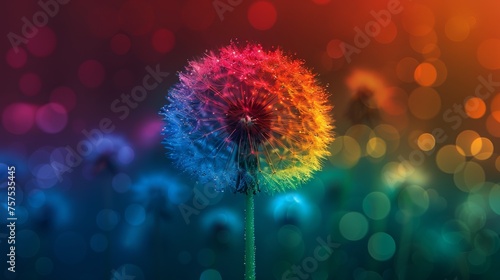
[245,191,256,280]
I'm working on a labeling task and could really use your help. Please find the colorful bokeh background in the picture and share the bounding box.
[1,0,500,279]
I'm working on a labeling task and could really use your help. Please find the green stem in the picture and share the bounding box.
[245,192,256,280]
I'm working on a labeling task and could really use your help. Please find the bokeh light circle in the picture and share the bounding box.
[467,249,490,273]
[326,39,344,59]
[417,133,435,151]
[35,103,68,133]
[489,184,500,215]
[329,136,361,168]
[26,27,57,57]
[339,212,369,241]
[248,1,277,30]
[453,161,485,193]
[125,204,146,226]
[368,232,396,261]
[2,103,37,135]
[457,201,486,231]
[465,97,486,119]
[486,114,500,137]
[436,145,465,174]
[471,137,494,160]
[427,59,448,86]
[6,47,27,68]
[398,185,429,216]
[277,225,303,248]
[117,146,135,164]
[110,34,131,55]
[200,269,222,280]
[35,164,59,188]
[414,62,437,87]
[366,137,387,159]
[112,173,132,193]
[28,189,46,208]
[491,93,500,122]
[445,16,470,42]
[456,130,480,156]
[477,39,500,70]
[346,124,376,155]
[374,22,398,44]
[363,192,391,220]
[152,29,175,54]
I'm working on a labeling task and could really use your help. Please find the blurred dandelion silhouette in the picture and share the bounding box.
[201,208,243,249]
[272,193,315,228]
[83,135,135,177]
[345,70,386,125]
[131,173,190,223]
[345,86,380,125]
[161,42,334,280]
[345,69,408,126]
[161,43,334,194]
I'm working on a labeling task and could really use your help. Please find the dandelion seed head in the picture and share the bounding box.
[161,43,334,194]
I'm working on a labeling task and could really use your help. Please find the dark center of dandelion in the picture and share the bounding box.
[223,96,275,194]
[225,103,273,146]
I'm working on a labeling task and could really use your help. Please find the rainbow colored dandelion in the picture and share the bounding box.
[162,42,334,280]
[161,43,334,194]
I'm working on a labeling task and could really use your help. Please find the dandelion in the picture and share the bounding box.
[161,43,334,280]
